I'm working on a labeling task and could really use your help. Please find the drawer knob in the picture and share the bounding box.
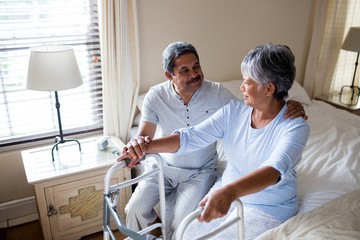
[47,204,58,216]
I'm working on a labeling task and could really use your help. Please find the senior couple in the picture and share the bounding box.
[117,41,309,239]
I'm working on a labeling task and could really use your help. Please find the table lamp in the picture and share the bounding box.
[340,27,360,105]
[27,45,83,161]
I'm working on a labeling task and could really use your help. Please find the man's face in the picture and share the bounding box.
[166,53,204,94]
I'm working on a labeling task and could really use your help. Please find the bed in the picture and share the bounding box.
[129,79,360,239]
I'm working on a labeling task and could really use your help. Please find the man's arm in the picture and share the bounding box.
[137,121,157,138]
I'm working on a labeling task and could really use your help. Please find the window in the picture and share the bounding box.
[0,0,103,147]
[330,0,360,92]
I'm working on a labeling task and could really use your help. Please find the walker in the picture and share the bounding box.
[103,154,244,240]
[176,199,244,240]
[103,154,166,240]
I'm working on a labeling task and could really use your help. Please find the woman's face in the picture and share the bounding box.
[240,77,267,107]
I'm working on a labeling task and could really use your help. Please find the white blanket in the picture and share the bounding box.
[256,190,360,239]
[297,100,360,213]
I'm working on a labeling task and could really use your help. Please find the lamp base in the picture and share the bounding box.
[51,137,82,161]
[339,85,360,106]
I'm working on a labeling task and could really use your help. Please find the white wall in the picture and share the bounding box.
[0,0,315,206]
[137,0,314,93]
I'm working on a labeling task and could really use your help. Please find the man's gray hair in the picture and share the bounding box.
[162,41,199,74]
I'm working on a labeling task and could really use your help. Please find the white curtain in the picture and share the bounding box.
[99,0,140,142]
[303,0,360,98]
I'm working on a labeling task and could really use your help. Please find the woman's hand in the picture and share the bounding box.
[197,187,236,222]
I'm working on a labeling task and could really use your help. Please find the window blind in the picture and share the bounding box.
[0,0,103,146]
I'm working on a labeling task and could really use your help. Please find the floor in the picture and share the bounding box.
[1,220,126,240]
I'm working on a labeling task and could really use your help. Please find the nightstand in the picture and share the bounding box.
[21,136,132,240]
[315,92,360,116]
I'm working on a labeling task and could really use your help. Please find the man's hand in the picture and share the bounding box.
[285,100,308,120]
[117,136,151,168]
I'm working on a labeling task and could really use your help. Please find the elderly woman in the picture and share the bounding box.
[119,43,310,239]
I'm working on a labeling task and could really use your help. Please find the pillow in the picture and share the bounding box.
[288,81,312,105]
[137,92,147,112]
[218,79,244,99]
[137,79,311,113]
[220,79,311,105]
[132,112,142,126]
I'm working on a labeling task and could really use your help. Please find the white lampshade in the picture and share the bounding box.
[342,27,360,53]
[27,45,83,91]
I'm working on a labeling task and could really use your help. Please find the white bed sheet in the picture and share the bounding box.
[297,100,360,213]
[257,189,360,239]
